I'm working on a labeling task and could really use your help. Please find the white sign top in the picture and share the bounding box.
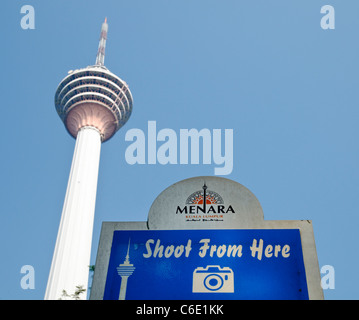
[148,176,264,229]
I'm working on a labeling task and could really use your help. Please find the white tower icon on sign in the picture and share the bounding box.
[117,239,136,300]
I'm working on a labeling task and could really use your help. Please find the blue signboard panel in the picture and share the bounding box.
[103,229,308,300]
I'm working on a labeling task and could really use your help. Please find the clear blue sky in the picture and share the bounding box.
[0,0,357,299]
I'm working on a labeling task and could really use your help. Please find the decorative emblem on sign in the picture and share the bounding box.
[186,183,224,205]
[176,183,235,222]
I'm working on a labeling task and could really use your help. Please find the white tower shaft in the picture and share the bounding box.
[45,126,102,300]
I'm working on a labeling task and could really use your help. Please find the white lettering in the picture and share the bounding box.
[180,128,211,164]
[124,121,234,175]
[153,239,164,258]
[199,239,210,258]
[143,239,154,258]
[20,265,35,289]
[250,239,290,260]
[185,240,192,257]
[125,128,146,164]
[321,5,335,30]
[250,239,264,261]
[20,5,35,30]
[143,239,192,258]
[213,129,233,175]
[143,237,290,260]
[174,245,184,258]
[164,245,174,258]
[148,121,157,164]
[264,244,273,258]
[157,128,177,164]
[227,245,243,258]
[282,245,290,258]
[217,245,227,258]
[321,265,335,289]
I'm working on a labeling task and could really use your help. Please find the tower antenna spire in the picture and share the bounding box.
[95,18,108,66]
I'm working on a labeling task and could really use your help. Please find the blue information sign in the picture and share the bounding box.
[103,229,309,300]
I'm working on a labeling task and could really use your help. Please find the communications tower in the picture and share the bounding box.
[45,18,133,300]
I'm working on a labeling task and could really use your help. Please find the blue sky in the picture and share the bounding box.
[0,0,358,299]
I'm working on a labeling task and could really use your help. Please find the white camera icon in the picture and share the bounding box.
[193,265,234,293]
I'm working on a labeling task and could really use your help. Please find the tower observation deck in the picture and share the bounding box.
[45,19,133,300]
[55,19,133,141]
[55,66,133,142]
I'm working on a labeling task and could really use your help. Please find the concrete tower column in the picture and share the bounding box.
[45,126,101,300]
